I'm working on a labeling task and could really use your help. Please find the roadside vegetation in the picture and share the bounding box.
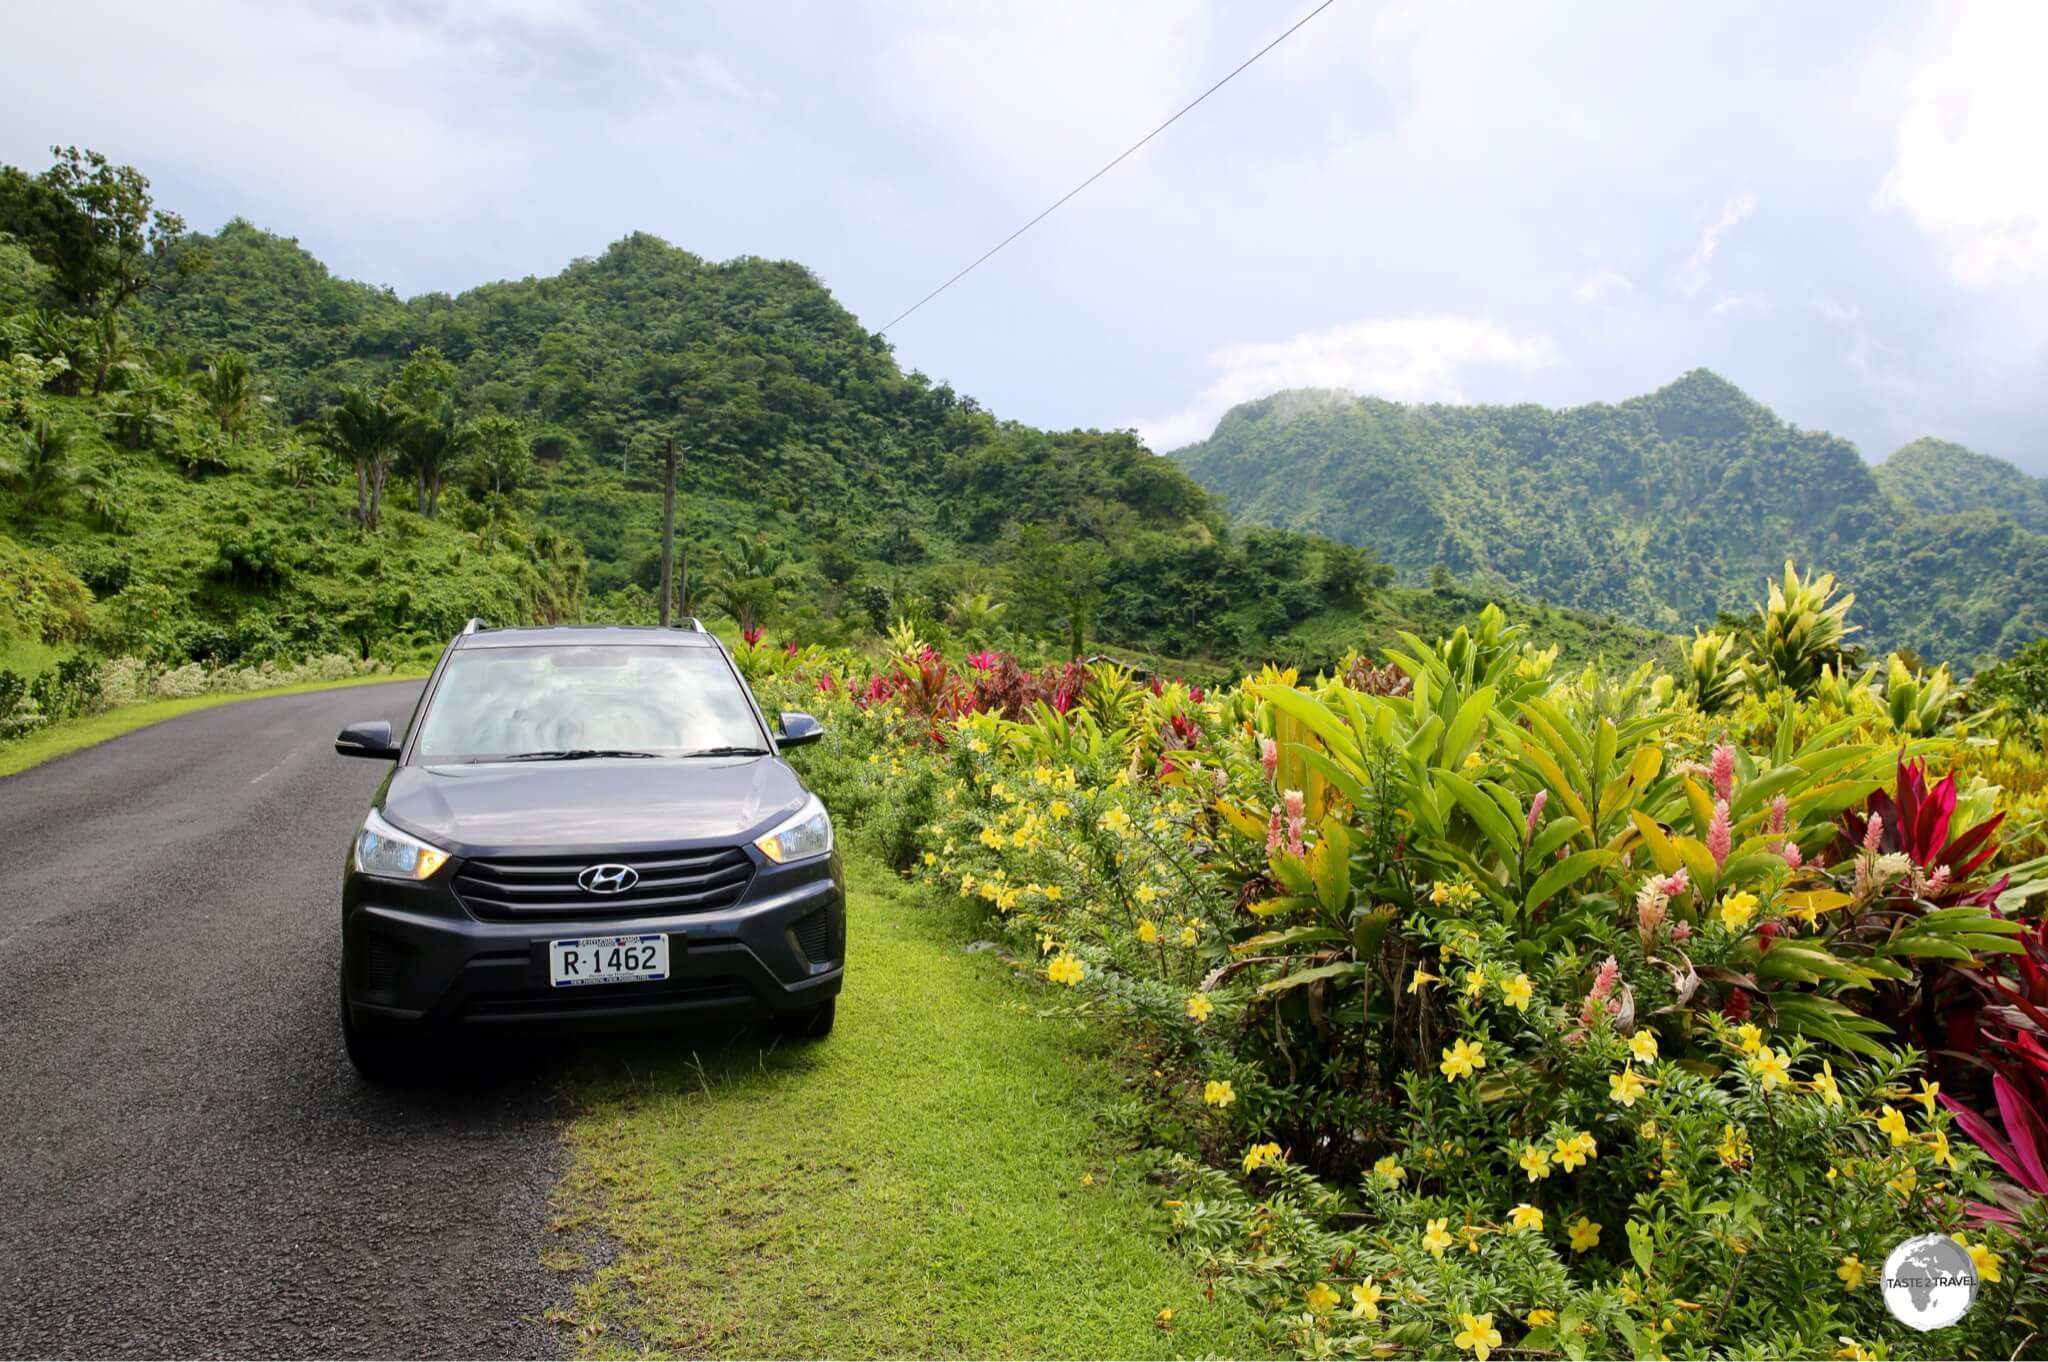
[719,562,2048,1360]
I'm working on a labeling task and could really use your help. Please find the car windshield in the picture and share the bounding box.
[412,645,767,763]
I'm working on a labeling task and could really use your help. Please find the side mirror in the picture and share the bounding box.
[335,720,399,759]
[776,711,825,749]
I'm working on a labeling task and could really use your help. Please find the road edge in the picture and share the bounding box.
[0,670,429,779]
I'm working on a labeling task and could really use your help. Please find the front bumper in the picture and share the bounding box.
[343,852,844,1035]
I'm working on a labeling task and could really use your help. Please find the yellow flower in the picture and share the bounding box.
[1408,967,1439,994]
[1046,953,1086,986]
[1154,1306,1172,1327]
[1137,918,1159,944]
[1915,1078,1940,1118]
[968,738,989,754]
[1518,1144,1553,1181]
[1510,1203,1544,1232]
[1888,1163,1919,1198]
[1718,891,1759,930]
[1179,924,1199,947]
[1372,1154,1406,1183]
[1241,1141,1282,1174]
[1735,1022,1764,1055]
[1349,1280,1383,1320]
[1929,1127,1955,1170]
[1609,1068,1648,1107]
[1567,1216,1602,1252]
[1423,1216,1454,1257]
[921,850,937,866]
[1454,1312,1502,1362]
[1464,966,1489,1000]
[1875,1104,1910,1146]
[1837,1254,1866,1290]
[1135,883,1159,905]
[1048,799,1070,819]
[1628,1030,1660,1063]
[1501,974,1534,1011]
[1042,885,1062,901]
[1304,1282,1340,1315]
[1203,1079,1236,1108]
[1717,1123,1751,1167]
[1185,993,1213,1023]
[1748,1046,1792,1090]
[1953,1234,2003,1283]
[1525,1308,1556,1328]
[1555,1131,1597,1171]
[1836,1340,1877,1362]
[1430,881,1453,905]
[1098,807,1132,837]
[1812,1060,1843,1107]
[1440,1037,1487,1081]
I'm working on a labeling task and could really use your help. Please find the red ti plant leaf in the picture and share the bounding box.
[1996,1074,2048,1192]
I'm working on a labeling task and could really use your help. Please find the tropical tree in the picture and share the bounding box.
[191,351,264,438]
[395,405,471,518]
[0,146,203,318]
[320,385,406,530]
[0,417,90,513]
[706,533,797,634]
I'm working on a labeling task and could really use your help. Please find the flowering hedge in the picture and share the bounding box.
[737,609,2048,1360]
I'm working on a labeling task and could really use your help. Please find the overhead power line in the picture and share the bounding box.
[876,0,1339,335]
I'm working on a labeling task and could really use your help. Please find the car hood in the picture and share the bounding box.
[378,757,809,855]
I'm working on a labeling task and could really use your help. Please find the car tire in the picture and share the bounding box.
[340,969,412,1082]
[777,998,836,1039]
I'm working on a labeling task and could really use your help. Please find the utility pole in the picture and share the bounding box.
[658,436,677,626]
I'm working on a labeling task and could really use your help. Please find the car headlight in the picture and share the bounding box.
[755,796,833,864]
[354,807,451,881]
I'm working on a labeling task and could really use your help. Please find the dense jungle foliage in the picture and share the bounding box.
[1171,378,2048,665]
[0,146,1666,742]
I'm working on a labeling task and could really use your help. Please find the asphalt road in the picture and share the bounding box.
[0,681,576,1359]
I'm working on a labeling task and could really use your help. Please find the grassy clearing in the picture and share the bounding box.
[551,862,1259,1360]
[0,670,428,778]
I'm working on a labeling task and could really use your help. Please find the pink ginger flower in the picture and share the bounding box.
[1590,955,1620,1002]
[1266,808,1283,855]
[1286,816,1306,858]
[1672,920,1692,941]
[784,639,800,657]
[1710,743,1737,805]
[1524,789,1548,839]
[1778,841,1803,869]
[1707,800,1732,869]
[817,672,838,693]
[1260,736,1279,779]
[1927,865,1951,896]
[1863,813,1884,853]
[1282,788,1305,820]
[1768,794,1788,835]
[1214,769,1228,794]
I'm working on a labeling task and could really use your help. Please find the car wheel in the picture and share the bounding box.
[340,968,412,1081]
[777,998,836,1039]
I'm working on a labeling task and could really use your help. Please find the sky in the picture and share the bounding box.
[3,0,2044,469]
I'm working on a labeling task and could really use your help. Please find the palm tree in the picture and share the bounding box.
[0,418,88,513]
[320,386,406,530]
[705,533,797,634]
[395,404,471,518]
[191,351,265,438]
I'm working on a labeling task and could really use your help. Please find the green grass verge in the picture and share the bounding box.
[551,862,1259,1360]
[0,670,429,778]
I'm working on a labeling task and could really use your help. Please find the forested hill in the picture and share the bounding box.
[1170,371,2048,664]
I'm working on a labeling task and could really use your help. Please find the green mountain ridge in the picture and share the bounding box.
[1170,371,2047,665]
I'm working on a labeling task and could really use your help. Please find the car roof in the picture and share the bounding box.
[455,625,721,650]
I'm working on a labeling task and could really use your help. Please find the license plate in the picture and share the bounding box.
[549,934,669,987]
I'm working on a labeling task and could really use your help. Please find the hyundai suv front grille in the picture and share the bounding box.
[452,847,754,921]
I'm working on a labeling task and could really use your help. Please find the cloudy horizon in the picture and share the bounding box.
[3,1,2042,468]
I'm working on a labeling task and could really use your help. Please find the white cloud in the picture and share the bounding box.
[1711,291,1768,316]
[1573,268,1634,309]
[1678,191,1757,295]
[1133,315,1562,451]
[1876,3,2048,285]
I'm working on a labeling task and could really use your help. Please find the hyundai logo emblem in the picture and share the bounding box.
[577,863,640,894]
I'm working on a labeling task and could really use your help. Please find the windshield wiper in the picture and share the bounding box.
[678,745,772,758]
[493,749,664,762]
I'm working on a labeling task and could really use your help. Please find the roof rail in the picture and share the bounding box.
[674,616,705,632]
[460,617,487,635]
